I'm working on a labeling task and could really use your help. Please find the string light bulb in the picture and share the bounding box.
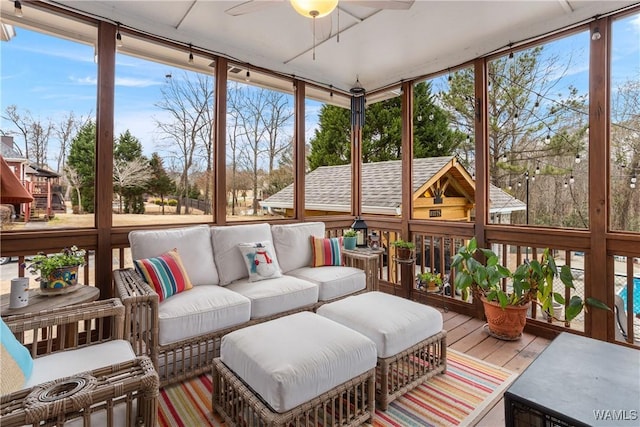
[428,113,434,121]
[502,153,507,163]
[188,44,194,64]
[632,175,637,184]
[569,175,575,184]
[437,142,443,149]
[417,115,422,122]
[564,181,568,188]
[466,134,471,143]
[116,23,123,48]
[591,28,601,41]
[245,70,251,82]
[535,163,540,175]
[575,153,581,164]
[329,85,333,98]
[14,0,23,17]
[545,132,551,145]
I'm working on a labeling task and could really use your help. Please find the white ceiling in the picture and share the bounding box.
[5,0,640,97]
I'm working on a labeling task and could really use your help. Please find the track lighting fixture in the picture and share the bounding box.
[14,0,23,17]
[245,70,251,82]
[508,51,514,60]
[188,44,194,64]
[115,24,123,48]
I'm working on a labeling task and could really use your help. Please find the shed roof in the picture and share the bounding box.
[262,157,526,215]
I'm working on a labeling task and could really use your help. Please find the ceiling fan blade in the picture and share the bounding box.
[225,0,283,16]
[347,0,414,10]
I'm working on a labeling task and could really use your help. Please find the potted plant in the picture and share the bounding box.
[451,238,609,340]
[416,271,443,292]
[26,245,86,294]
[343,230,358,250]
[391,238,415,260]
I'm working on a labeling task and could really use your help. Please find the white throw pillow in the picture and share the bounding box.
[271,222,325,273]
[237,241,283,282]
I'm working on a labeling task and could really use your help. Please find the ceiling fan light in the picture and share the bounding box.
[290,0,338,18]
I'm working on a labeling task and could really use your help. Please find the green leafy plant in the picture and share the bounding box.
[451,238,609,321]
[391,239,415,250]
[343,230,358,238]
[417,271,443,286]
[26,246,86,279]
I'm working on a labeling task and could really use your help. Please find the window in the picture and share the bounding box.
[487,31,590,228]
[226,68,294,221]
[1,19,97,228]
[113,34,215,226]
[610,12,640,232]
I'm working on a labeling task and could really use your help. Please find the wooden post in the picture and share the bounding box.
[401,81,413,240]
[588,17,610,341]
[294,80,305,220]
[214,57,228,225]
[95,21,115,298]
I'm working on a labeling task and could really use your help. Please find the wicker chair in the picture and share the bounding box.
[0,299,158,427]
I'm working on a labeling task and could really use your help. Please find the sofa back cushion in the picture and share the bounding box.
[211,223,277,285]
[271,222,325,273]
[129,225,219,286]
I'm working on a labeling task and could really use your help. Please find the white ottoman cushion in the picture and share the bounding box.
[226,276,318,319]
[271,222,325,273]
[129,225,218,286]
[158,285,251,345]
[289,266,365,301]
[26,340,135,388]
[211,223,278,285]
[317,291,443,358]
[221,312,377,413]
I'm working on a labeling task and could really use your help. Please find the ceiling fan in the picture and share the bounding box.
[225,0,415,18]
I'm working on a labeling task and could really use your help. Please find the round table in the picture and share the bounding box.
[1,285,100,316]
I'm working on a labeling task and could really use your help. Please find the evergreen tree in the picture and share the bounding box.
[308,82,458,169]
[67,122,96,213]
[148,153,175,215]
[114,130,147,214]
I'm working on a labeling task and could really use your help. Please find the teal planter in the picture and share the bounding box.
[343,236,357,250]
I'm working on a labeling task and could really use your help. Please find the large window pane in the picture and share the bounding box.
[413,67,475,222]
[610,12,640,232]
[302,92,351,216]
[1,20,97,229]
[227,69,294,221]
[113,34,215,226]
[488,31,590,228]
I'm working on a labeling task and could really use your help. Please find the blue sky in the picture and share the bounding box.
[1,13,638,167]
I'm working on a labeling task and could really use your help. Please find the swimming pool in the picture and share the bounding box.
[618,278,640,314]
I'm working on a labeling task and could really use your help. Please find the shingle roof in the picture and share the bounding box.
[262,157,525,215]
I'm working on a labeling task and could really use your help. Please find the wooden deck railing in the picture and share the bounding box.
[2,218,638,347]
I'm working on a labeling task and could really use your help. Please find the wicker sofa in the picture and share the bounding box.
[113,221,367,386]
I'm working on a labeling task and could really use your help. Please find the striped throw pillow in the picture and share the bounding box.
[310,236,343,267]
[134,249,193,302]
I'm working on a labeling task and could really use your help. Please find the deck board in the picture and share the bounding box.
[434,307,550,426]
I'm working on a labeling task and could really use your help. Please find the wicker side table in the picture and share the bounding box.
[0,356,159,427]
[343,248,383,291]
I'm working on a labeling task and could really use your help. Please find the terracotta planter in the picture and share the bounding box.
[396,247,413,260]
[481,297,528,340]
[40,266,79,294]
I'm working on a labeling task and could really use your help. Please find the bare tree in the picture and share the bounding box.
[3,105,31,158]
[55,112,90,173]
[262,90,294,176]
[155,73,212,215]
[65,166,83,214]
[28,119,53,167]
[227,83,246,216]
[113,158,152,213]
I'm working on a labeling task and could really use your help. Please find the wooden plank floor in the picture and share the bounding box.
[439,307,551,427]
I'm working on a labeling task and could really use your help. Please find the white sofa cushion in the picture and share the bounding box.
[129,225,218,286]
[226,276,318,319]
[271,222,325,273]
[221,312,377,413]
[211,223,278,285]
[25,340,135,388]
[158,285,251,346]
[289,266,366,301]
[317,291,444,358]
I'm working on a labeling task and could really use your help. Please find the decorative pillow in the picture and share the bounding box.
[1,318,33,394]
[134,249,193,302]
[310,236,343,267]
[238,241,283,282]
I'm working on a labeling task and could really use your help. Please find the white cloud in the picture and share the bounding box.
[115,76,162,88]
[69,76,97,85]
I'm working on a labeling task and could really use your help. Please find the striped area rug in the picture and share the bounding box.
[158,349,517,427]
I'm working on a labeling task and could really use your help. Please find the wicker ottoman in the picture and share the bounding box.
[212,311,377,427]
[317,291,447,410]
